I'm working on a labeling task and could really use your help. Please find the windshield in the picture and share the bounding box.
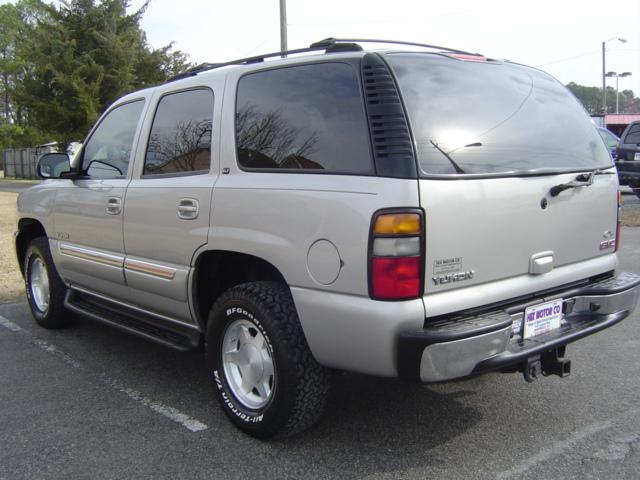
[385,53,612,176]
[598,128,619,148]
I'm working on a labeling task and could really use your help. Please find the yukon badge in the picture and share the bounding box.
[432,270,475,286]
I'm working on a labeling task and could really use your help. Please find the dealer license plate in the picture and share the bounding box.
[523,299,563,339]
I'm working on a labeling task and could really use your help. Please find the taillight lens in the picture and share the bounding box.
[369,210,424,300]
[371,257,421,299]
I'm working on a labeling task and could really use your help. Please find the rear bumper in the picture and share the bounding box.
[398,272,640,382]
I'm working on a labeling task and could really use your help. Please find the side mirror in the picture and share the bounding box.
[37,153,71,179]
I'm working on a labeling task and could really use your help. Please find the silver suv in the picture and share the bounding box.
[16,39,640,438]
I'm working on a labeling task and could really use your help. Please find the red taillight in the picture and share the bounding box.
[371,257,421,299]
[369,210,424,300]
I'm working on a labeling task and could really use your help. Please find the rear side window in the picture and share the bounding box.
[385,53,612,176]
[235,62,373,174]
[144,89,214,176]
[623,124,640,144]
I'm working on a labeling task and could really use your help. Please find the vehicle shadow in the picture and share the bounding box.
[272,373,482,478]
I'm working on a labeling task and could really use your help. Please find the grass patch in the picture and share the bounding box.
[0,192,24,303]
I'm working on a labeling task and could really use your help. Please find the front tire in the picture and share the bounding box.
[24,237,72,329]
[206,281,329,438]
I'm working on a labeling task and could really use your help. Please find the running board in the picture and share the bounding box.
[64,289,201,352]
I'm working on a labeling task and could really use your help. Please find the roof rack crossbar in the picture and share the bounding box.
[317,38,480,56]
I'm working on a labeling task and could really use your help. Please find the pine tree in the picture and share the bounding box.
[13,0,191,148]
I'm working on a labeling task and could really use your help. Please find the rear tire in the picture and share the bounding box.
[24,237,72,329]
[206,281,329,438]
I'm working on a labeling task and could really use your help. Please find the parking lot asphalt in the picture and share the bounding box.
[1,229,639,480]
[622,190,640,206]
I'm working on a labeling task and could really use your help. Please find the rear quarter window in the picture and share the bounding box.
[235,62,373,174]
[623,125,640,144]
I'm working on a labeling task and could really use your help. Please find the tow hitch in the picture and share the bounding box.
[522,346,571,382]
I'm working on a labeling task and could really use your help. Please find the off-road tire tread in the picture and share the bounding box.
[207,281,330,438]
[25,237,71,329]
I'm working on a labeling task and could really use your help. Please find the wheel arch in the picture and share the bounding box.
[16,218,48,277]
[191,249,289,330]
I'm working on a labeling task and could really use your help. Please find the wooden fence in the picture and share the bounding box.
[2,148,46,179]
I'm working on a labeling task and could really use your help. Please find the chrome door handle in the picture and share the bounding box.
[177,198,199,220]
[106,197,122,215]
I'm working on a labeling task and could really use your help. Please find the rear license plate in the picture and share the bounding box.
[635,152,640,160]
[523,299,563,339]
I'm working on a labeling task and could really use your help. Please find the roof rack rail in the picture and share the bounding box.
[166,38,479,83]
[165,40,363,83]
[311,37,479,56]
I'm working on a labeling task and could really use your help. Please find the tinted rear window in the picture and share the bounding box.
[385,53,612,176]
[144,89,213,176]
[623,124,640,144]
[235,62,373,174]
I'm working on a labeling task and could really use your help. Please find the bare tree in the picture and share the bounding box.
[146,119,212,173]
[236,104,318,166]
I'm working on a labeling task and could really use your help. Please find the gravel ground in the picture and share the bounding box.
[620,193,640,226]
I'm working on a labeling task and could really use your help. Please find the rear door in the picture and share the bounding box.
[123,86,219,322]
[385,53,619,314]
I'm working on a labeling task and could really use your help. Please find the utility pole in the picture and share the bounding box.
[279,0,287,53]
[602,41,606,115]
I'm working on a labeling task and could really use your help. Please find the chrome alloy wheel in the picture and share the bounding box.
[29,257,50,313]
[222,319,275,409]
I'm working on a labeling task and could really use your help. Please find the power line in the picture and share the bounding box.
[243,33,278,57]
[537,50,599,67]
[538,48,640,68]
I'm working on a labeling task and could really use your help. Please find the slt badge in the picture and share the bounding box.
[599,230,616,251]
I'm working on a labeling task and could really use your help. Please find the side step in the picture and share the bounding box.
[64,289,201,352]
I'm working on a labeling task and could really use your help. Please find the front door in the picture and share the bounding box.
[53,99,147,300]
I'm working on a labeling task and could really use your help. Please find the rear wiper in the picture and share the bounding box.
[429,140,465,174]
[549,169,613,197]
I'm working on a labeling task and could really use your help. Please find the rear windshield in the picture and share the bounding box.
[385,53,612,176]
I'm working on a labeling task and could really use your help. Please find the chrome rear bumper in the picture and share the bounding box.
[397,272,640,383]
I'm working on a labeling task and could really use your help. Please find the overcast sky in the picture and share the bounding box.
[128,0,640,96]
[2,0,639,96]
